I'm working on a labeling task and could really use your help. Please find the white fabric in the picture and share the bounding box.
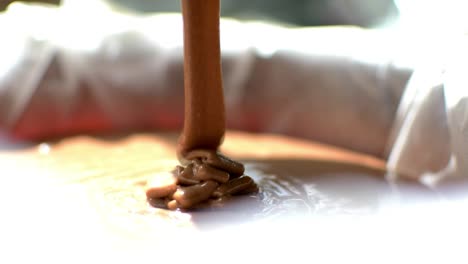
[387,36,468,184]
[1,2,467,184]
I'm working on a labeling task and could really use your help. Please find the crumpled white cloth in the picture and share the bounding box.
[386,36,468,184]
[1,2,467,184]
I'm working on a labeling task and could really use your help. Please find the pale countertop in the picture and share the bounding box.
[0,131,466,263]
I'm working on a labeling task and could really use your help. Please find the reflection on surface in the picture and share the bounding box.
[1,132,467,262]
[92,157,391,231]
[190,159,442,230]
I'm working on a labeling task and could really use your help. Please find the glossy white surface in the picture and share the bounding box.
[1,137,467,263]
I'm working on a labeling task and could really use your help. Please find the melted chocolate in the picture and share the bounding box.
[146,150,258,210]
[146,0,258,210]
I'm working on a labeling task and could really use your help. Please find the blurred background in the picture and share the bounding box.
[2,0,467,33]
[0,0,400,27]
[0,0,466,153]
[108,0,399,28]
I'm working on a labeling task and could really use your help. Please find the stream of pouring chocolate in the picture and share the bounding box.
[177,0,225,155]
[146,0,258,210]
